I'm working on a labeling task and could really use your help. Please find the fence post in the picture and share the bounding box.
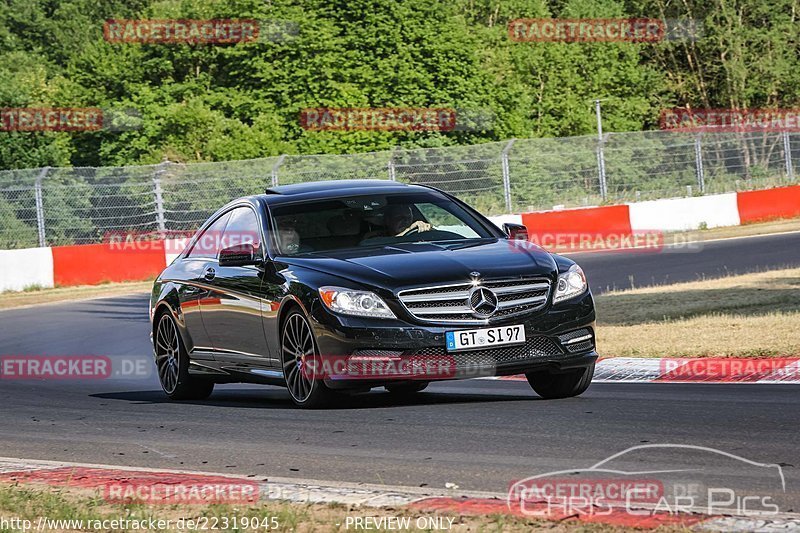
[694,134,705,193]
[34,166,49,247]
[596,135,608,201]
[153,161,168,234]
[783,131,794,181]
[271,154,286,187]
[595,100,608,201]
[501,139,516,213]
[387,152,396,181]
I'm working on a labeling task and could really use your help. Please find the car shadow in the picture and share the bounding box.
[79,296,149,316]
[91,386,541,410]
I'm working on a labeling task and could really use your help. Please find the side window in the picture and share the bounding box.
[416,203,480,238]
[222,207,263,256]
[186,211,232,259]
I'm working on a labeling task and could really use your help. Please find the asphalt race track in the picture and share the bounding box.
[1,231,799,508]
[573,230,800,293]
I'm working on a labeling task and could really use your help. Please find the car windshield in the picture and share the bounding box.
[269,192,494,255]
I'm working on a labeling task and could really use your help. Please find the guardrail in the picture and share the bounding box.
[1,129,798,249]
[2,184,799,293]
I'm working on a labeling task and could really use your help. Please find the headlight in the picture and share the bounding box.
[318,286,397,319]
[553,264,588,304]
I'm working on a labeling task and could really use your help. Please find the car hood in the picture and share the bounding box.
[280,239,558,293]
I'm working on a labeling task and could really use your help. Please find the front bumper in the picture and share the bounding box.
[308,290,597,389]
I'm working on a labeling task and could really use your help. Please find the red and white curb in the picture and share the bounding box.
[489,357,800,384]
[1,457,798,530]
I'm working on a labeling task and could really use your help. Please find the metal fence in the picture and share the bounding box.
[1,129,798,248]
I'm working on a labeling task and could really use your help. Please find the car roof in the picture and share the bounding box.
[260,179,439,205]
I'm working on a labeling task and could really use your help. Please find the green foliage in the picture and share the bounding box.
[0,195,37,248]
[0,0,798,248]
[2,0,798,170]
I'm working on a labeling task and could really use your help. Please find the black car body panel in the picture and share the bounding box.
[150,180,598,393]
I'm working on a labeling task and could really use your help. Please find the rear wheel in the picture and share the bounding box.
[281,309,337,408]
[526,364,594,399]
[385,382,429,394]
[154,311,214,400]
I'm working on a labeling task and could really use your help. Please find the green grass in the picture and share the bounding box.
[0,483,691,532]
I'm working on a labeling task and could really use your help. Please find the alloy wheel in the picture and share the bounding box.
[282,312,317,403]
[155,313,180,394]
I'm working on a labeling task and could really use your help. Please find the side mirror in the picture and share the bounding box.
[219,243,261,267]
[502,222,529,241]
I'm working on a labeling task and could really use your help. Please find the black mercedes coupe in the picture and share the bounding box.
[150,180,597,407]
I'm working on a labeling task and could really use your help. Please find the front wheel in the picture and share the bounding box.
[526,364,594,399]
[281,309,338,409]
[154,311,214,400]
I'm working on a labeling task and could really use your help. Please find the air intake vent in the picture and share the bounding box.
[557,328,595,354]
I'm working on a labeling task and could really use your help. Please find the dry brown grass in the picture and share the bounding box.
[670,216,800,243]
[596,268,800,358]
[0,281,151,310]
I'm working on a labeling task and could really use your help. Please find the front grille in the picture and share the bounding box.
[398,277,551,325]
[408,336,562,368]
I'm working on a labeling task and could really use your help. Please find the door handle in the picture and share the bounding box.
[203,267,216,281]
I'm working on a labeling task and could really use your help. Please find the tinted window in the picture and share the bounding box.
[186,211,232,259]
[270,193,492,255]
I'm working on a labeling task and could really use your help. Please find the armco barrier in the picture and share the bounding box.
[0,247,54,291]
[628,193,740,232]
[737,185,800,223]
[522,204,632,239]
[1,185,798,292]
[51,243,169,287]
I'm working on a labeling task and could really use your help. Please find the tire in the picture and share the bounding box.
[526,363,594,399]
[281,308,338,409]
[384,382,429,394]
[154,311,214,400]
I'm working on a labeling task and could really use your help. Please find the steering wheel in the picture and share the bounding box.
[404,224,420,236]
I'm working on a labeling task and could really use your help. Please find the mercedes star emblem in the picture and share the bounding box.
[469,286,499,317]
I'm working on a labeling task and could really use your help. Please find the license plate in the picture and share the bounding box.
[446,324,526,352]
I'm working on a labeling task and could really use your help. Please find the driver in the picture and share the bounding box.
[384,204,432,236]
[277,227,301,253]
